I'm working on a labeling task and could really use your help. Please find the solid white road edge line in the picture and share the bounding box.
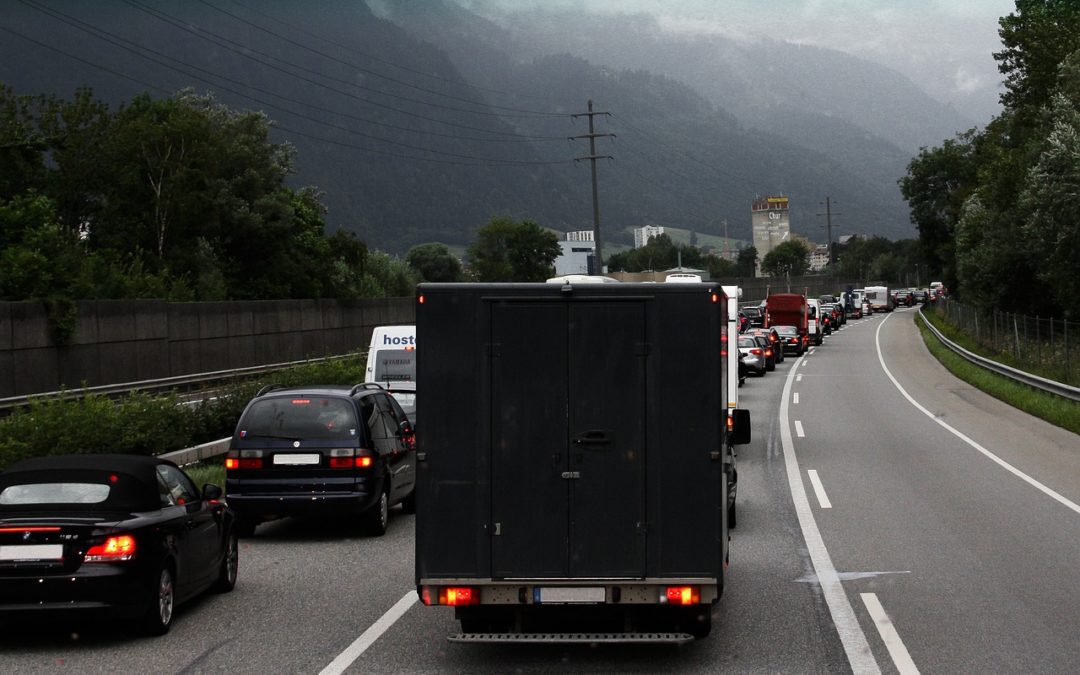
[861,593,920,675]
[875,314,1080,516]
[780,355,881,675]
[808,470,833,508]
[794,392,800,404]
[794,420,805,438]
[320,590,418,675]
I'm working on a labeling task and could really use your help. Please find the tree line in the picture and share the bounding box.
[900,0,1080,319]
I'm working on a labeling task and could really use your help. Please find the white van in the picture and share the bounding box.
[364,325,416,383]
[664,273,703,283]
[806,298,823,345]
[865,285,893,313]
[546,274,620,284]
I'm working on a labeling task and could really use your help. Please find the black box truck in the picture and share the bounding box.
[414,281,751,643]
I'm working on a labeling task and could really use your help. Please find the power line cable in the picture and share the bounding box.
[130,0,565,119]
[0,25,170,96]
[1,25,565,169]
[18,0,572,164]
[118,0,567,123]
[224,0,555,104]
[611,113,758,192]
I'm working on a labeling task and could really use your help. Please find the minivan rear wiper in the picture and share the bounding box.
[240,433,301,441]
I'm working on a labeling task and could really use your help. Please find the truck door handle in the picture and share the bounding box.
[573,430,611,446]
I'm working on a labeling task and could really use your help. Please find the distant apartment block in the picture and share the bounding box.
[566,230,594,242]
[634,225,665,248]
[809,244,830,272]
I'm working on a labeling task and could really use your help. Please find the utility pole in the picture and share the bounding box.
[571,100,614,273]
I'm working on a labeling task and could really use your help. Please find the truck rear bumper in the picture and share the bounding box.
[418,577,721,606]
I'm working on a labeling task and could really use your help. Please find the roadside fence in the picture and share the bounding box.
[933,299,1078,387]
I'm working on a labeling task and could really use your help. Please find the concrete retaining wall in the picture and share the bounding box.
[0,298,415,397]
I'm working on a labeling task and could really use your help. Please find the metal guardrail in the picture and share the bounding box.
[159,437,232,466]
[919,307,1080,402]
[0,353,357,412]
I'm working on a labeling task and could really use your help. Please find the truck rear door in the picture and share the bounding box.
[490,299,646,579]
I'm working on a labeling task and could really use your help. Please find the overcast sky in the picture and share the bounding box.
[467,0,1017,123]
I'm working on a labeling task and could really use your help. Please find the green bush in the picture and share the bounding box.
[0,352,369,470]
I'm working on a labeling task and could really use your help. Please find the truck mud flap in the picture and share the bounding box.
[447,632,694,644]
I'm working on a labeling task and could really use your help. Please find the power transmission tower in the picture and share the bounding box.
[571,100,614,273]
[816,197,842,267]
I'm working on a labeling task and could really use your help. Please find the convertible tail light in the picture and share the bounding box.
[85,535,136,562]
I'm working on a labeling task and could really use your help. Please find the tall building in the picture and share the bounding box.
[634,225,665,248]
[751,196,791,277]
[566,230,595,242]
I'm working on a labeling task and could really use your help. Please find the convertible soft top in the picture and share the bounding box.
[0,454,173,512]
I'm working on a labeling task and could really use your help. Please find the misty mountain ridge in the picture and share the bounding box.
[0,0,957,252]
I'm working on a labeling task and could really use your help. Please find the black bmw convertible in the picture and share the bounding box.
[0,454,238,635]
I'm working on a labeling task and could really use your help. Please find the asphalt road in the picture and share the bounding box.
[2,307,1077,674]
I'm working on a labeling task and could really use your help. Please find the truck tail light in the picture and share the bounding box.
[663,586,700,605]
[85,535,136,562]
[422,586,480,606]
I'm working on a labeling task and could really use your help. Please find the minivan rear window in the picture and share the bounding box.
[240,396,358,440]
[373,349,415,382]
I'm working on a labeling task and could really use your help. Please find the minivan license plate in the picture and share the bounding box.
[273,453,321,465]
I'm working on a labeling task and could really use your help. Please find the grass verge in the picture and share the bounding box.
[184,460,226,490]
[915,312,1080,435]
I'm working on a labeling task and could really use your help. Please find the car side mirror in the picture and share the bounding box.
[203,484,223,501]
[729,409,751,445]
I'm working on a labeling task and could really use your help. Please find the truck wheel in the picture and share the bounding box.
[364,490,389,536]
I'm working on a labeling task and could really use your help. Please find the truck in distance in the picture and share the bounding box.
[764,293,809,355]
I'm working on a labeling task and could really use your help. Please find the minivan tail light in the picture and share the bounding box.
[85,535,136,562]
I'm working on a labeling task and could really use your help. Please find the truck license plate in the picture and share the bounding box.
[536,587,605,604]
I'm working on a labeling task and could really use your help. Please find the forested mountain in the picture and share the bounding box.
[0,0,963,251]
